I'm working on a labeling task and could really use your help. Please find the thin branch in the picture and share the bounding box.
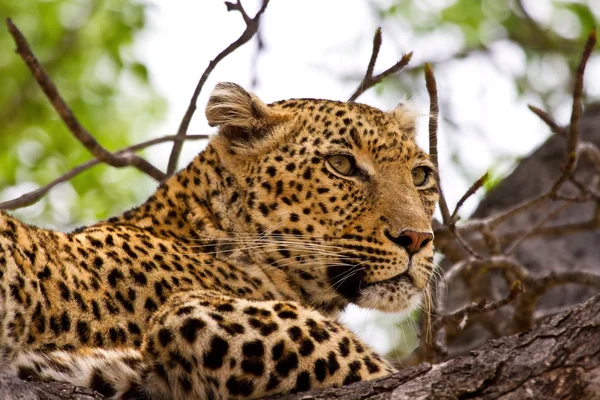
[440,213,600,254]
[424,63,451,225]
[527,105,565,135]
[364,28,382,82]
[425,63,439,170]
[348,28,412,102]
[6,19,165,182]
[504,201,571,254]
[550,28,597,195]
[450,171,489,224]
[512,270,600,331]
[451,225,482,259]
[455,193,551,234]
[570,176,600,200]
[0,134,209,210]
[165,0,270,177]
[535,270,600,290]
[434,281,523,332]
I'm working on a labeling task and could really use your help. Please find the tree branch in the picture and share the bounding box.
[165,0,270,177]
[424,64,451,225]
[0,135,208,210]
[348,28,412,102]
[450,171,488,224]
[5,19,166,182]
[551,28,597,195]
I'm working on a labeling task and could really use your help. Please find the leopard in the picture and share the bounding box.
[0,82,438,399]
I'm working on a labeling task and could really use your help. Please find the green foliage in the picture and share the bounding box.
[0,0,165,227]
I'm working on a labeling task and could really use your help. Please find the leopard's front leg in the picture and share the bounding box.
[142,289,395,399]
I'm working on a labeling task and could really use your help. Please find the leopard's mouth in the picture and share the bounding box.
[326,250,431,313]
[356,272,424,313]
[365,270,414,287]
[327,260,415,302]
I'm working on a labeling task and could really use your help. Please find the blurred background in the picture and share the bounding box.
[1,0,599,359]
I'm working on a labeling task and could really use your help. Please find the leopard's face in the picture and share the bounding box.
[207,84,438,314]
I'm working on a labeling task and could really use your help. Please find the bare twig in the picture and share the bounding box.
[6,19,166,182]
[348,28,412,102]
[434,281,523,332]
[570,176,600,200]
[512,270,600,331]
[451,226,482,259]
[550,28,597,195]
[454,193,551,233]
[504,201,571,254]
[0,134,209,210]
[165,0,270,177]
[364,28,382,82]
[450,172,489,224]
[416,280,523,363]
[424,63,451,225]
[528,105,565,135]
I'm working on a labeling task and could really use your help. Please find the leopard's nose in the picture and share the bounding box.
[385,229,433,255]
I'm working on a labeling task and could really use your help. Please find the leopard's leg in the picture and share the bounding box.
[0,241,37,368]
[10,289,396,399]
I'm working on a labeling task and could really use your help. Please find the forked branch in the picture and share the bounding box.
[348,28,412,102]
[165,0,271,176]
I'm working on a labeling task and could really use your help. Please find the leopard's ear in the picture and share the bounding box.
[206,82,291,148]
[388,102,417,137]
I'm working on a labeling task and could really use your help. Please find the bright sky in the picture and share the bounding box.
[133,0,599,354]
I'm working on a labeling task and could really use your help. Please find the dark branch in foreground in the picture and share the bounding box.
[165,0,271,177]
[348,28,412,102]
[6,19,166,182]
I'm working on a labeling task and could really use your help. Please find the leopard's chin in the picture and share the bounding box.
[355,274,424,313]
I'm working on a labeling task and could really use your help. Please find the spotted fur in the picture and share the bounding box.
[0,82,438,399]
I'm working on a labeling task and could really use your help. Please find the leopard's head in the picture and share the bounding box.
[206,82,438,313]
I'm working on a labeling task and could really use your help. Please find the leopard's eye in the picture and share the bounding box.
[412,166,430,187]
[326,155,356,176]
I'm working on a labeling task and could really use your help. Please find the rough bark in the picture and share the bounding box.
[0,374,101,400]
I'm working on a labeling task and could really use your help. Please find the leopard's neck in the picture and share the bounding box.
[108,144,242,238]
[103,142,307,304]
